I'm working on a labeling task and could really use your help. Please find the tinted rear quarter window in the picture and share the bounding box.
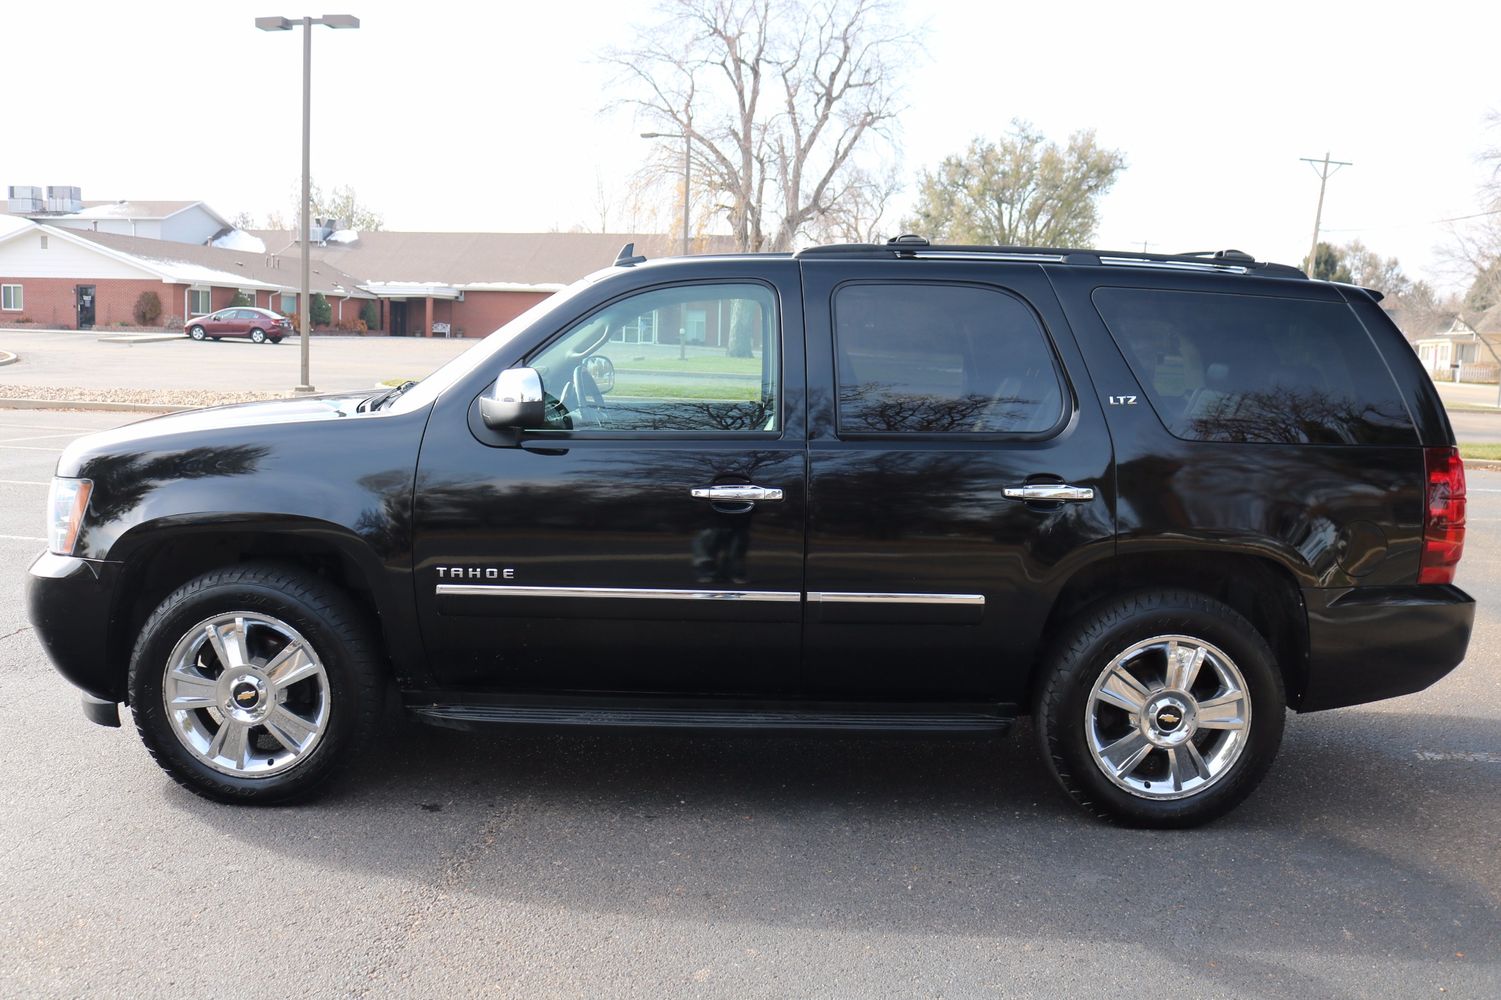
[1092,287,1415,445]
[833,282,1065,435]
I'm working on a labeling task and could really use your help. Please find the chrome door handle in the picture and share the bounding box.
[691,484,784,503]
[1003,484,1094,502]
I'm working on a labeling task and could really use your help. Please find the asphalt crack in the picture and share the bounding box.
[0,625,31,642]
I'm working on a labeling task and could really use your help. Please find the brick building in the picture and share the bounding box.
[3,190,735,338]
[0,219,370,330]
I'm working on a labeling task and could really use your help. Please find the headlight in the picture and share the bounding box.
[46,477,93,555]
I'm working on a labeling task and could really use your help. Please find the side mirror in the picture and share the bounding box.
[479,367,545,430]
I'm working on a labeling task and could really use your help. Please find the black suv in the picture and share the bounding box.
[25,238,1474,827]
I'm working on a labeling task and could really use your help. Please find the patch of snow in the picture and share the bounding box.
[212,229,267,253]
[325,229,359,245]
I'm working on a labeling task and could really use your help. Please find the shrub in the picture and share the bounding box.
[360,299,379,330]
[132,291,162,326]
[310,293,332,327]
[165,315,184,330]
[231,290,255,307]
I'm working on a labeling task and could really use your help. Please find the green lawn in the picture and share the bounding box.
[612,380,759,401]
[614,355,763,375]
[1460,443,1501,461]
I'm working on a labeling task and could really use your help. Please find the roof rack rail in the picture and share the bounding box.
[794,237,1306,279]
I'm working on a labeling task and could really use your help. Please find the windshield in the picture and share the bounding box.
[386,273,605,414]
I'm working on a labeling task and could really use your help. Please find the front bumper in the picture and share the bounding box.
[26,552,125,705]
[1300,584,1475,711]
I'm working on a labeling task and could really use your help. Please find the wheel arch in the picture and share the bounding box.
[1035,549,1310,710]
[106,517,423,703]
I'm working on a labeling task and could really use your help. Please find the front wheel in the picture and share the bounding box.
[128,563,384,804]
[1034,590,1285,828]
[249,328,267,344]
[187,326,206,341]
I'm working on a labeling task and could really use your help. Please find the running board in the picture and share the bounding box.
[407,696,1016,734]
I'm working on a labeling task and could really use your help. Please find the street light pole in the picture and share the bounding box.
[300,16,312,392]
[256,13,360,395]
[640,131,692,256]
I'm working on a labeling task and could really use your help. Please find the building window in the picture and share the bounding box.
[39,235,48,250]
[1,284,22,311]
[280,293,297,314]
[188,289,212,315]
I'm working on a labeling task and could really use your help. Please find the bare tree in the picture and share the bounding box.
[608,0,914,251]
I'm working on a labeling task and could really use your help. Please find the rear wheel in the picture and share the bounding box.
[269,336,283,344]
[210,336,222,341]
[187,326,205,341]
[1034,590,1285,828]
[128,563,383,804]
[249,328,267,344]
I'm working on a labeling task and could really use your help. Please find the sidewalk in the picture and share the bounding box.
[1433,379,1501,411]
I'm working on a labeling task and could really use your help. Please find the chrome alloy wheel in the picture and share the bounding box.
[161,612,330,778]
[1084,634,1251,800]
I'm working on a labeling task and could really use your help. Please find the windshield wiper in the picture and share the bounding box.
[359,380,418,413]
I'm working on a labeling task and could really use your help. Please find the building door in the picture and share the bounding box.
[390,301,408,337]
[75,286,96,330]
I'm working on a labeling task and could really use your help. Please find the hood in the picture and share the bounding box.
[56,392,375,477]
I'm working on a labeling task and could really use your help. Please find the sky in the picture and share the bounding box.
[5,0,1499,292]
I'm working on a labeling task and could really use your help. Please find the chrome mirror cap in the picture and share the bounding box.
[479,367,545,430]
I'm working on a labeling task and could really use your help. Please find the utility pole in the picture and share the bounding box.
[1301,152,1352,278]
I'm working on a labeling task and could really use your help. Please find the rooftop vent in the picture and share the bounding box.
[7,185,43,214]
[45,186,81,213]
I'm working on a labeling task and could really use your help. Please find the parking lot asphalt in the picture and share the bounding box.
[0,408,1498,999]
[0,329,473,394]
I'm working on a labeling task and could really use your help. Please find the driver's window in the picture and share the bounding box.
[527,282,779,433]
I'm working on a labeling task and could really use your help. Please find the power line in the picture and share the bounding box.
[1301,152,1352,273]
[1320,207,1501,234]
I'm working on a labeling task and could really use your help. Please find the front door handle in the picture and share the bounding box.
[691,484,784,503]
[1003,483,1094,502]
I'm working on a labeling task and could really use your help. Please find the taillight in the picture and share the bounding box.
[1419,446,1466,584]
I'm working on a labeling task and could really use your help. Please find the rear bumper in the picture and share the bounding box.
[1300,585,1475,711]
[26,552,124,705]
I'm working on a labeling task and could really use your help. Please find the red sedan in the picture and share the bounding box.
[185,307,291,344]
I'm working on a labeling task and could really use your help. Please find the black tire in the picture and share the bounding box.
[210,336,222,341]
[188,326,206,341]
[249,328,267,344]
[269,336,283,344]
[127,562,383,804]
[1034,589,1285,828]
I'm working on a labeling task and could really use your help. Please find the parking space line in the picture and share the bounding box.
[0,422,107,433]
[0,433,83,444]
[0,445,65,451]
[0,534,45,542]
[0,479,48,486]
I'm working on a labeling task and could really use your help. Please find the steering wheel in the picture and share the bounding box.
[569,362,611,427]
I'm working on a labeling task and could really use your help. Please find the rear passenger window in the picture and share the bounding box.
[1093,288,1415,446]
[833,283,1065,435]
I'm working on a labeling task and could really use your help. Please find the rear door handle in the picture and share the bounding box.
[691,484,784,503]
[1003,484,1094,502]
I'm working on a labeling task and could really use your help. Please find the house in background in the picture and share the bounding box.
[7,186,237,247]
[1413,309,1501,383]
[0,220,370,330]
[252,229,735,338]
[4,185,732,337]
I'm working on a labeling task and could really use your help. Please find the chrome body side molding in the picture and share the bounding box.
[436,584,801,603]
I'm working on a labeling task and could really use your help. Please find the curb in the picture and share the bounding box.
[1463,458,1501,471]
[0,397,191,413]
[0,350,16,367]
[96,334,183,345]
